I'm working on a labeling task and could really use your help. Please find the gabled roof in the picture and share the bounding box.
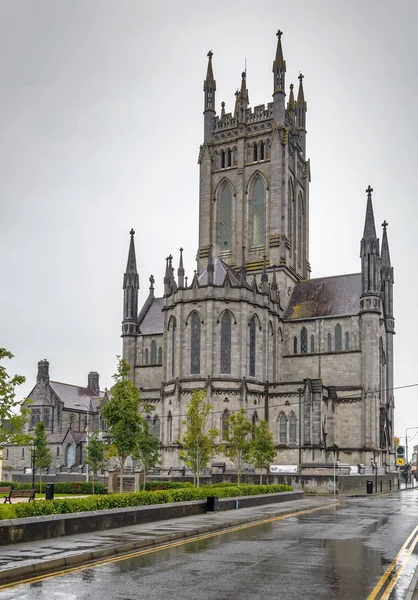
[49,381,102,412]
[138,297,164,335]
[198,258,241,286]
[284,273,362,320]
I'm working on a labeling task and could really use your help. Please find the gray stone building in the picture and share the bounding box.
[2,360,105,477]
[123,32,394,471]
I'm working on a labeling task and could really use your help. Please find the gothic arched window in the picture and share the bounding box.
[167,412,172,442]
[301,327,308,353]
[170,317,176,377]
[253,143,258,162]
[190,312,201,375]
[260,141,265,160]
[288,179,293,246]
[220,311,232,374]
[335,324,342,351]
[44,409,50,429]
[252,411,258,439]
[227,148,232,168]
[222,409,230,440]
[150,340,157,364]
[293,336,298,354]
[251,175,266,246]
[153,416,161,440]
[279,414,287,443]
[310,334,315,353]
[221,150,225,169]
[297,193,303,268]
[145,348,149,365]
[218,182,232,251]
[327,333,332,352]
[249,316,256,377]
[158,347,162,364]
[289,413,297,443]
[345,331,350,351]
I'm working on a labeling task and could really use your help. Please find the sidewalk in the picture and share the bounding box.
[0,496,336,584]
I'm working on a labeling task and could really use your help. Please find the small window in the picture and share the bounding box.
[151,340,157,364]
[310,334,315,353]
[345,331,350,351]
[227,148,232,168]
[253,143,258,162]
[222,409,230,441]
[221,150,225,169]
[6,448,9,459]
[335,324,342,351]
[327,333,332,352]
[220,311,232,374]
[158,347,163,364]
[301,327,308,353]
[260,141,265,160]
[249,317,256,377]
[289,413,297,443]
[153,416,161,440]
[56,447,60,457]
[293,336,298,354]
[145,348,149,365]
[190,311,201,375]
[21,448,25,459]
[252,412,258,439]
[279,414,287,443]
[167,412,172,442]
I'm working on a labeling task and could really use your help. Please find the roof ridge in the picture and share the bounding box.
[302,272,361,283]
[50,380,92,390]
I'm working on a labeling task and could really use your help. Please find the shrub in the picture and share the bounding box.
[0,481,106,494]
[144,481,194,491]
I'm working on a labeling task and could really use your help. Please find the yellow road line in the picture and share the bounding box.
[366,524,418,600]
[0,501,340,591]
[380,529,418,600]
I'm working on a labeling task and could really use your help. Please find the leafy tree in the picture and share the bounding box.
[249,419,277,484]
[85,431,107,494]
[33,421,52,492]
[220,408,252,484]
[179,390,218,487]
[394,436,400,450]
[102,357,151,493]
[0,348,30,445]
[135,420,160,490]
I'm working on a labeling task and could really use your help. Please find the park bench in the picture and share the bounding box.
[3,489,35,503]
[0,486,11,496]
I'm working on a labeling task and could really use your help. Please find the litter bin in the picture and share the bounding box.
[206,496,219,512]
[366,480,373,494]
[45,483,55,500]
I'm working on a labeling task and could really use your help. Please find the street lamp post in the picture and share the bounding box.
[75,403,90,483]
[298,388,303,472]
[31,442,36,491]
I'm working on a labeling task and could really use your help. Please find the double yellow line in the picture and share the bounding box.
[0,502,339,591]
[366,523,418,599]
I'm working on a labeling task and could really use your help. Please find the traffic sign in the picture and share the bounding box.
[397,458,405,466]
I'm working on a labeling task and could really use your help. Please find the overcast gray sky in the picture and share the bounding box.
[1,1,417,444]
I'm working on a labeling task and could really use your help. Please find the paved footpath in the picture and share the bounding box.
[0,496,335,584]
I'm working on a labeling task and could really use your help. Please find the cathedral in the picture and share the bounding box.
[121,32,395,471]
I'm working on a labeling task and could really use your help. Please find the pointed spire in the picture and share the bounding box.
[363,185,377,239]
[296,73,307,130]
[234,71,249,123]
[287,83,296,112]
[177,248,185,288]
[221,101,225,118]
[273,29,286,94]
[164,255,173,296]
[240,246,247,285]
[203,50,216,112]
[122,229,139,328]
[125,228,137,275]
[381,221,391,267]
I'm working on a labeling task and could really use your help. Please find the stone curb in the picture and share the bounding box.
[0,509,303,585]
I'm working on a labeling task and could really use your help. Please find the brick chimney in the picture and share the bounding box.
[37,359,50,384]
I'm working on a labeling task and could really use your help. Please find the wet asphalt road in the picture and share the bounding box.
[2,491,418,600]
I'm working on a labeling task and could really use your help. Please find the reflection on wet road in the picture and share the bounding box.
[2,491,418,600]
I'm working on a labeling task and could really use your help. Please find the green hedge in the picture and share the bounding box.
[0,481,106,495]
[0,484,293,520]
[144,481,194,491]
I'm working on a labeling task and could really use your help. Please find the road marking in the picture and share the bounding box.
[0,501,340,591]
[366,524,418,600]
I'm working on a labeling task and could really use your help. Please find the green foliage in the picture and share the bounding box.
[220,408,252,484]
[0,348,30,445]
[102,357,151,493]
[0,483,293,520]
[34,421,52,492]
[179,390,218,487]
[0,481,106,494]
[249,420,277,484]
[85,431,107,494]
[134,421,160,490]
[144,481,194,491]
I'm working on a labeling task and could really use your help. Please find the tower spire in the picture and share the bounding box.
[177,247,185,288]
[360,186,380,300]
[203,50,216,141]
[272,29,286,123]
[363,185,377,239]
[296,73,307,154]
[234,71,249,123]
[122,229,139,332]
[381,221,391,268]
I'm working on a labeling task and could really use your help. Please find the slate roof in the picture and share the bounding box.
[139,297,164,335]
[49,382,102,413]
[284,273,362,320]
[198,258,241,286]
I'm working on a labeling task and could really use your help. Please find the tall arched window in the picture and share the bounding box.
[65,444,74,467]
[220,311,232,374]
[153,416,160,440]
[222,409,230,440]
[221,150,225,169]
[251,175,265,246]
[345,331,350,351]
[301,327,308,353]
[288,179,293,246]
[279,414,287,443]
[253,143,258,162]
[145,348,149,365]
[327,333,332,352]
[158,347,162,364]
[297,193,303,268]
[310,335,315,353]
[252,411,258,439]
[218,182,232,251]
[167,412,172,442]
[249,316,256,377]
[151,340,157,364]
[260,141,265,160]
[293,336,298,354]
[44,409,50,429]
[190,312,201,375]
[227,148,232,167]
[335,324,342,351]
[289,413,297,443]
[170,317,176,377]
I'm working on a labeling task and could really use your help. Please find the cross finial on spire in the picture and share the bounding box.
[366,185,373,197]
[382,220,388,230]
[276,30,282,39]
[130,228,135,236]
[207,50,213,59]
[149,274,155,289]
[298,72,304,82]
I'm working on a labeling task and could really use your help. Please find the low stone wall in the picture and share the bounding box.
[0,491,303,546]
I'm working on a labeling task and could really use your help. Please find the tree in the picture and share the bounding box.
[220,408,252,484]
[85,431,107,494]
[135,420,160,490]
[102,357,151,493]
[394,436,400,450]
[249,419,277,484]
[179,390,218,487]
[0,348,30,445]
[33,421,52,493]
